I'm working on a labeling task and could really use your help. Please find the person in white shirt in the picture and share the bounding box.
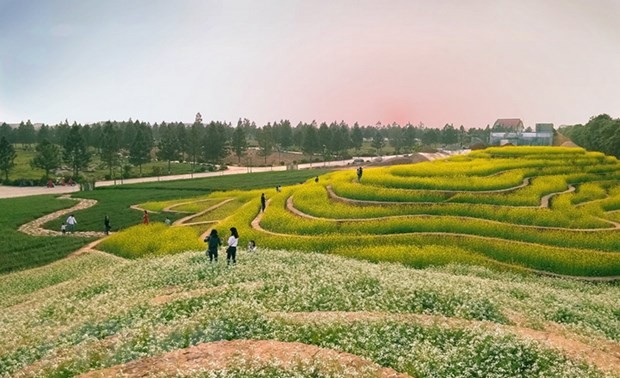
[226,227,239,266]
[66,215,77,233]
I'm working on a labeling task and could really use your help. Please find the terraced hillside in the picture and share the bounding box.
[3,146,620,377]
[121,146,620,278]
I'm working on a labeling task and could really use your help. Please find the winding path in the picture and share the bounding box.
[18,195,105,238]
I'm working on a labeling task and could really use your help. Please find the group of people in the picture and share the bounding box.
[204,227,252,266]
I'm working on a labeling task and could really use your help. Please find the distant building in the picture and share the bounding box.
[492,118,524,132]
[489,120,554,146]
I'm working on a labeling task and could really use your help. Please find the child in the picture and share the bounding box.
[61,223,67,235]
[247,240,257,252]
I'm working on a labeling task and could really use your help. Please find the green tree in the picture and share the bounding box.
[441,124,458,145]
[0,136,17,181]
[388,126,404,154]
[256,124,274,164]
[17,120,36,147]
[157,126,180,174]
[371,130,385,154]
[63,125,91,179]
[351,122,363,152]
[203,122,229,163]
[100,122,120,178]
[188,119,204,174]
[279,119,293,150]
[301,125,320,163]
[37,125,51,143]
[231,123,248,164]
[129,127,152,176]
[30,139,61,178]
[318,122,332,154]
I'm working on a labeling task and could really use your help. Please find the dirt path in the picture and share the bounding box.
[78,339,412,378]
[17,195,105,238]
[173,198,234,226]
[267,311,620,374]
[286,195,620,232]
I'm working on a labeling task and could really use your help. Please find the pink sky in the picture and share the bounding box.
[1,0,619,128]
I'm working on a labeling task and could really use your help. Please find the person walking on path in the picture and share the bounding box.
[204,229,222,263]
[260,193,266,212]
[226,227,239,266]
[66,214,77,233]
[357,166,363,182]
[104,215,111,235]
[143,210,150,225]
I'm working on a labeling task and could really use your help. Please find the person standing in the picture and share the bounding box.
[204,229,222,263]
[143,210,150,225]
[226,227,239,266]
[357,166,363,182]
[66,214,77,233]
[104,215,111,235]
[260,193,266,212]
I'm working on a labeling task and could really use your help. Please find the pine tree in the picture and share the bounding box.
[0,136,16,181]
[157,126,179,174]
[100,122,120,178]
[129,127,152,176]
[351,123,363,152]
[231,125,248,164]
[31,140,61,178]
[63,125,91,179]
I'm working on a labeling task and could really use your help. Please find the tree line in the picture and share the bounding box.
[0,115,492,182]
[559,114,620,159]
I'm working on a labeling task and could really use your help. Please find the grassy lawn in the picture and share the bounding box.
[0,195,95,274]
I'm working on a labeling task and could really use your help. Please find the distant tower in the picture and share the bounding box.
[195,112,203,124]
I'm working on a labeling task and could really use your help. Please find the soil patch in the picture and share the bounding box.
[79,339,412,377]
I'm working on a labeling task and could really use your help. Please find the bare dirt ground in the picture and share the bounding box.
[78,339,412,378]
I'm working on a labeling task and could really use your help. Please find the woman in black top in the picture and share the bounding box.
[204,229,222,263]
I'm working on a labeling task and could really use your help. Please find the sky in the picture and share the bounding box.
[0,0,619,128]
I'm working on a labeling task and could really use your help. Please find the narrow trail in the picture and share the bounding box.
[268,311,620,374]
[362,177,531,194]
[286,195,620,232]
[162,198,215,213]
[250,203,620,282]
[78,339,412,378]
[18,195,106,238]
[173,198,234,226]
